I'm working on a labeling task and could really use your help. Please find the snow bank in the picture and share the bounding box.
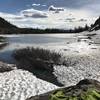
[0,69,58,100]
[48,31,100,86]
[53,55,100,86]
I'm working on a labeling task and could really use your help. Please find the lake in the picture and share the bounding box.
[0,34,77,63]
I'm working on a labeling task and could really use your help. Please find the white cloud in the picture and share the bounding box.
[48,5,64,12]
[78,19,87,22]
[0,12,19,19]
[32,3,40,6]
[42,5,47,7]
[20,9,48,18]
[32,3,47,7]
[0,7,97,29]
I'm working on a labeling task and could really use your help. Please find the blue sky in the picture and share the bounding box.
[0,0,100,29]
[0,0,99,13]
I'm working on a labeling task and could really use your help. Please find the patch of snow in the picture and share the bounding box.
[53,55,100,86]
[0,69,58,100]
[47,31,100,86]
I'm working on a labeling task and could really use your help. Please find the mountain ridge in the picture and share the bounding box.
[0,17,17,29]
[0,17,89,34]
[0,17,18,34]
[90,17,100,31]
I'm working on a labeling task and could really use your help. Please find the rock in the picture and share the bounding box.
[26,79,100,100]
[0,61,17,72]
[0,42,8,49]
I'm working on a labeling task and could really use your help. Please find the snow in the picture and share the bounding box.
[0,69,58,100]
[53,55,100,86]
[51,30,100,86]
[44,40,99,56]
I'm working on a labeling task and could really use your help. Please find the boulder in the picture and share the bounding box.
[26,79,100,100]
[0,61,17,72]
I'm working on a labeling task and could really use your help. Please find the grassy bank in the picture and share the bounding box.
[13,47,64,71]
[12,47,66,86]
[49,88,100,100]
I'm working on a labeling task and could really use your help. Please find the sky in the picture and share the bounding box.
[0,0,100,29]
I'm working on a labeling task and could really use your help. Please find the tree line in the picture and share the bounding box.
[0,17,90,34]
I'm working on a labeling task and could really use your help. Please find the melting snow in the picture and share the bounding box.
[0,69,58,100]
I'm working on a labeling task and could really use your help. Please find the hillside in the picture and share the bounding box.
[0,17,17,29]
[0,17,66,34]
[90,17,100,31]
[0,17,18,34]
[0,17,89,34]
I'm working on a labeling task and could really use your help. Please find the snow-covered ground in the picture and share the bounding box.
[0,69,58,100]
[54,55,100,86]
[52,31,100,86]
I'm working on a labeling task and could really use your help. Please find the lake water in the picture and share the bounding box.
[0,34,76,63]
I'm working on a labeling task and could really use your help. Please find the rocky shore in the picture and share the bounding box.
[0,61,17,72]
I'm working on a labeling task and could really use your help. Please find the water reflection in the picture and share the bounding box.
[0,34,76,63]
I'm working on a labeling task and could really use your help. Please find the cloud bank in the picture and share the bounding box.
[0,5,97,29]
[21,9,48,18]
